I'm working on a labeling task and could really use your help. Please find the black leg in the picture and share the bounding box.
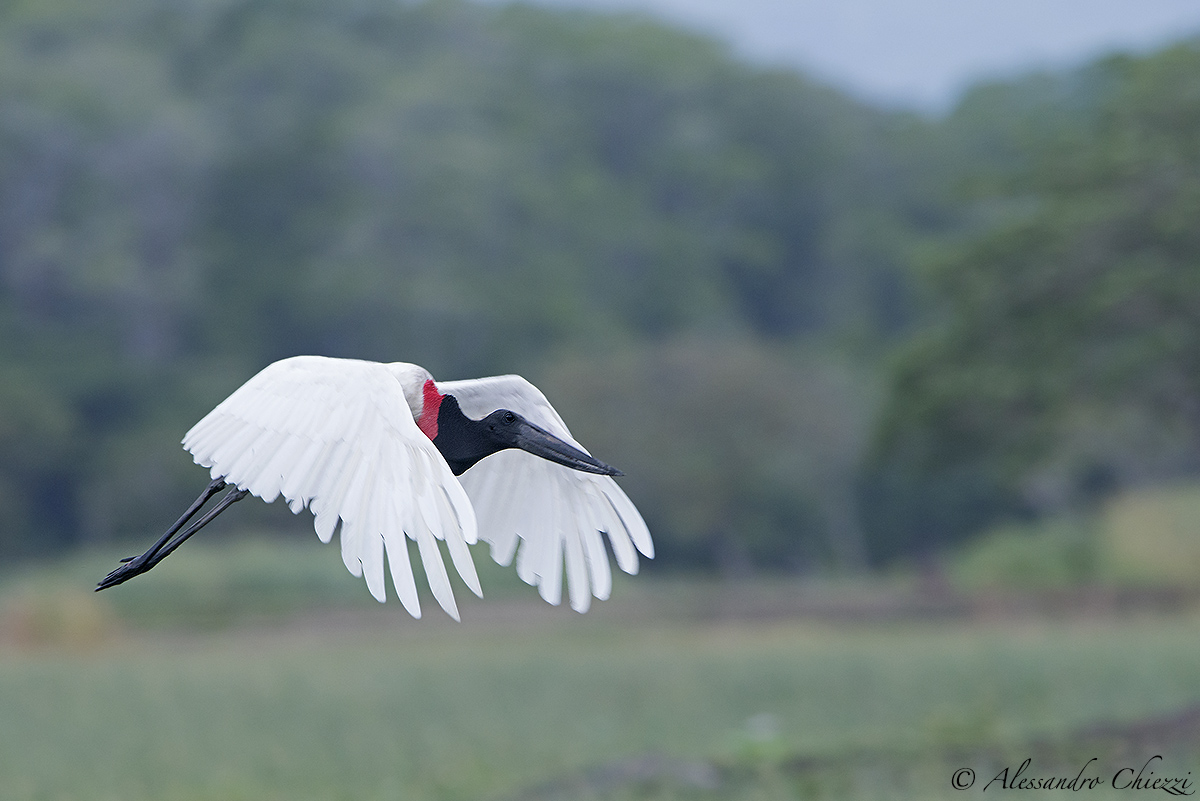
[96,479,248,591]
[124,477,227,563]
[140,486,249,568]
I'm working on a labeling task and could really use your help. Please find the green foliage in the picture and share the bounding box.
[1099,482,1200,585]
[869,40,1200,556]
[942,481,1200,590]
[948,517,1097,590]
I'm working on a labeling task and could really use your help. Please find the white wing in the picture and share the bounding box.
[181,355,480,620]
[436,375,653,613]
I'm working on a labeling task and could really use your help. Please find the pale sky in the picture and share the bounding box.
[478,0,1200,110]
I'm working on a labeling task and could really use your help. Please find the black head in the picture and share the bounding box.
[432,395,623,477]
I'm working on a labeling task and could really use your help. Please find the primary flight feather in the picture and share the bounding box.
[97,355,653,619]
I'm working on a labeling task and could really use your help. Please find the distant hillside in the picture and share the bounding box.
[0,0,933,564]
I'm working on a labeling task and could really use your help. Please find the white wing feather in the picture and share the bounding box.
[181,355,479,620]
[436,375,653,613]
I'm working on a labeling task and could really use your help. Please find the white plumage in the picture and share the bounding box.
[442,375,653,612]
[177,355,652,619]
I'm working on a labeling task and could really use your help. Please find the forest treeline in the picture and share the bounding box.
[0,0,1196,572]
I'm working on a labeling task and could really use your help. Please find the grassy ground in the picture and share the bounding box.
[1,539,1199,800]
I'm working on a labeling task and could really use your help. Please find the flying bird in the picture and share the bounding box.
[96,355,653,619]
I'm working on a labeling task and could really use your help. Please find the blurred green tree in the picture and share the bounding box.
[869,43,1200,557]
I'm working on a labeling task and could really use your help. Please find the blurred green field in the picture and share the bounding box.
[1,537,1199,800]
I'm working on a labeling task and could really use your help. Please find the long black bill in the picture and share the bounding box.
[512,420,623,476]
[96,477,249,591]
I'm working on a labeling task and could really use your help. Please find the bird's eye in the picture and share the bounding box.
[503,411,516,424]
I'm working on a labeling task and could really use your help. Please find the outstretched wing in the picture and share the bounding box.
[436,374,653,613]
[182,355,479,620]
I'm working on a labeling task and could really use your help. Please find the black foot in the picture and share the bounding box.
[96,552,156,591]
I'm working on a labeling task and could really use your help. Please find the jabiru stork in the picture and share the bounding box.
[96,355,652,619]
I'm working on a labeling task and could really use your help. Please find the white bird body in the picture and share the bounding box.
[107,355,652,619]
